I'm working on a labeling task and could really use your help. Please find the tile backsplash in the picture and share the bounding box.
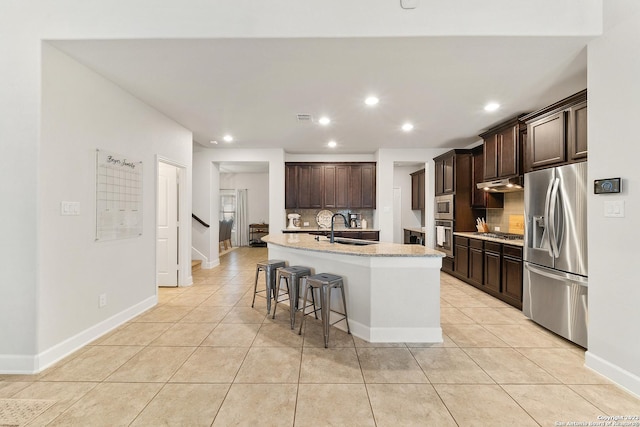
[486,192,524,234]
[285,209,374,229]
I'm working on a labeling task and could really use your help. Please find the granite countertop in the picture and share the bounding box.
[454,231,524,247]
[263,233,444,258]
[282,227,380,232]
[404,227,426,234]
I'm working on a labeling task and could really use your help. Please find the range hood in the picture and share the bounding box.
[476,176,523,192]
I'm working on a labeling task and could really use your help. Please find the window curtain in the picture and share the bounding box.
[236,189,249,246]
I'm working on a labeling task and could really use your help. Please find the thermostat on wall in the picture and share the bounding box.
[594,178,621,194]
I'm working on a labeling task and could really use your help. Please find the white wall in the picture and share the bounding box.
[585,0,640,396]
[35,44,192,370]
[192,148,285,267]
[191,147,214,265]
[393,165,423,230]
[377,149,447,244]
[220,173,270,226]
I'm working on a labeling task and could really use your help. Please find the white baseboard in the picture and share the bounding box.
[203,258,219,269]
[585,351,640,398]
[191,246,207,262]
[0,295,158,374]
[0,354,37,374]
[331,317,442,343]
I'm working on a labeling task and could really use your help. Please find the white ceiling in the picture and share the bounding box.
[51,36,589,154]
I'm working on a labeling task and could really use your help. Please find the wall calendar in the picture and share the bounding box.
[95,149,143,241]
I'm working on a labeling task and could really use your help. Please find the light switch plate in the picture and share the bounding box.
[604,200,625,218]
[60,201,80,216]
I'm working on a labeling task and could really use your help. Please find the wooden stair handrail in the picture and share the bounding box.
[191,213,210,228]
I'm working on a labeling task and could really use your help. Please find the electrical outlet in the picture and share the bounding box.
[303,222,309,227]
[99,293,107,308]
[494,226,501,232]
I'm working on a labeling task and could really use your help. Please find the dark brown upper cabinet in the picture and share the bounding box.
[569,100,588,161]
[522,89,587,172]
[434,151,457,196]
[297,164,323,209]
[335,165,350,208]
[285,164,298,209]
[285,162,376,210]
[471,146,503,209]
[479,117,523,181]
[352,163,376,209]
[411,168,425,210]
[323,165,337,209]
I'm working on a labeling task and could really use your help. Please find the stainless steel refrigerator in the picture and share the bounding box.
[523,162,588,348]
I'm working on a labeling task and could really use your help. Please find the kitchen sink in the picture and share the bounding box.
[333,238,378,246]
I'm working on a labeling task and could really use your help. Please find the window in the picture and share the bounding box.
[220,189,236,230]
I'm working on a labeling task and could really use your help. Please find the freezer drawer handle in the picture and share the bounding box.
[525,263,588,286]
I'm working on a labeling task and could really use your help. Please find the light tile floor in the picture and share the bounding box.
[2,247,639,426]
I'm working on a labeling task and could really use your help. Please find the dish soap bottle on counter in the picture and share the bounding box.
[361,218,367,229]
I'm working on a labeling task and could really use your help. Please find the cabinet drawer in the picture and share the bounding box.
[485,241,502,253]
[442,256,454,273]
[359,231,379,241]
[503,245,522,259]
[454,236,469,246]
[470,239,484,250]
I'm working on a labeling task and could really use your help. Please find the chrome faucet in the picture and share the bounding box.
[330,213,350,243]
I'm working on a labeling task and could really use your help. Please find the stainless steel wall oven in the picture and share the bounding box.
[435,219,453,257]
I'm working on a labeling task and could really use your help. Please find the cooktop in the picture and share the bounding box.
[475,232,524,241]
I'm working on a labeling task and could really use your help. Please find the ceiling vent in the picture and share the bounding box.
[296,113,312,122]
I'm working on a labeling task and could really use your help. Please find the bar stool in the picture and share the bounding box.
[298,273,351,348]
[272,266,315,329]
[252,259,286,314]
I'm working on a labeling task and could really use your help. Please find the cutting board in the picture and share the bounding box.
[509,215,525,234]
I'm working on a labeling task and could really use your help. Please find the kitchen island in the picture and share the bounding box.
[262,233,444,343]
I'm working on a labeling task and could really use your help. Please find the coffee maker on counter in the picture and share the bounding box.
[349,212,362,228]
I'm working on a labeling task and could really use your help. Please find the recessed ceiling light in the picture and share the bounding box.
[209,140,219,145]
[364,96,379,106]
[223,134,234,142]
[327,140,337,148]
[318,116,331,126]
[484,102,500,112]
[401,122,414,132]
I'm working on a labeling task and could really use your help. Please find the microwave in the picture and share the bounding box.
[435,194,454,220]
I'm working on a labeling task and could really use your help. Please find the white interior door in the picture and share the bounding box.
[157,162,178,286]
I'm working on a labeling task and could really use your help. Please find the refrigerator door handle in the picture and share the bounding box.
[548,177,561,258]
[543,177,555,257]
[525,263,588,286]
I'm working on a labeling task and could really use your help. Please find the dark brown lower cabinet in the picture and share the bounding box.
[454,237,469,278]
[448,236,523,309]
[441,256,454,273]
[306,230,379,241]
[359,231,379,241]
[468,240,484,287]
[483,242,502,293]
[502,245,523,305]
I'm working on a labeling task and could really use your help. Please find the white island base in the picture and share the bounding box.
[264,234,444,343]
